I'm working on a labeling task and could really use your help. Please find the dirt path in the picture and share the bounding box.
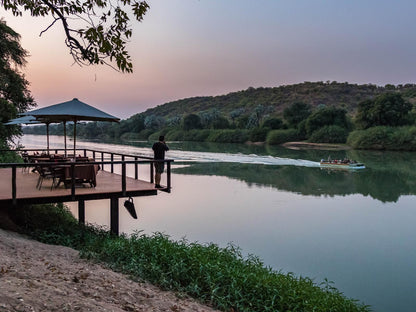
[0,229,220,312]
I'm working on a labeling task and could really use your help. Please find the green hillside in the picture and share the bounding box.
[141,81,416,119]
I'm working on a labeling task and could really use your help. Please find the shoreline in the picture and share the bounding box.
[0,228,220,312]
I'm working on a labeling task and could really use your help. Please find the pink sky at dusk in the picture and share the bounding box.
[2,0,416,119]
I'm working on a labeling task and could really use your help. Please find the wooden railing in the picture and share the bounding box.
[0,148,173,204]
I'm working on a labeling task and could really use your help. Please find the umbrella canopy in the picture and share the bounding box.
[4,116,57,153]
[22,98,120,157]
[4,115,41,125]
[21,98,120,122]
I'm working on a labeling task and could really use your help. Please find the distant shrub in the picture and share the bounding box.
[165,129,214,142]
[185,129,212,141]
[182,113,202,130]
[164,129,185,141]
[261,117,283,129]
[212,116,231,129]
[308,125,349,143]
[347,126,416,150]
[266,129,300,145]
[207,129,249,143]
[305,107,350,136]
[249,127,270,142]
[297,120,308,140]
[135,129,154,140]
[148,130,166,142]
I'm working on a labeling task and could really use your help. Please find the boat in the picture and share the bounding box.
[319,158,365,169]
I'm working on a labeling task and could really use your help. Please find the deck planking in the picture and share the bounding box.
[0,168,160,205]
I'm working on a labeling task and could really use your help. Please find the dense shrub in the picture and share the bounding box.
[355,93,413,129]
[283,102,312,127]
[0,143,23,163]
[249,127,270,142]
[166,129,211,142]
[182,114,203,130]
[130,129,154,140]
[207,129,249,143]
[261,117,283,129]
[305,107,350,136]
[11,204,371,312]
[212,116,231,129]
[308,125,349,143]
[266,129,300,145]
[347,126,416,150]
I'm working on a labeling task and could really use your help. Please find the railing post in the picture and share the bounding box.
[167,161,171,191]
[134,156,138,180]
[12,165,17,205]
[150,161,154,183]
[101,152,104,171]
[83,149,87,157]
[122,159,126,197]
[93,151,96,160]
[111,153,114,173]
[71,163,76,200]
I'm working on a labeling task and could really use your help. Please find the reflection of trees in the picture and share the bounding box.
[173,161,416,203]
[114,139,416,202]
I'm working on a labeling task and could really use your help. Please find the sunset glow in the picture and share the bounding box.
[2,0,416,118]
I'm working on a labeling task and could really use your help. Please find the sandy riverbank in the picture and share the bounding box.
[0,228,220,312]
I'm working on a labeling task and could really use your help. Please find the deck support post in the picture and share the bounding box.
[12,165,17,205]
[134,157,138,180]
[110,197,119,235]
[78,200,85,225]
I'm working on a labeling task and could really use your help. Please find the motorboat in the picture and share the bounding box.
[319,158,365,169]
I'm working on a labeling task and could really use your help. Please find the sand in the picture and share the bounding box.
[0,228,220,312]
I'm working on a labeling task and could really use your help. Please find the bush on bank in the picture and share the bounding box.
[266,129,300,145]
[308,125,349,143]
[347,126,416,150]
[11,204,371,312]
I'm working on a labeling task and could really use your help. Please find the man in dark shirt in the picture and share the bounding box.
[152,135,169,188]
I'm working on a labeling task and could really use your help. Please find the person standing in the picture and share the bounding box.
[152,135,169,188]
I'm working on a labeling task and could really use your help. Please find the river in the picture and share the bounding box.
[20,134,416,312]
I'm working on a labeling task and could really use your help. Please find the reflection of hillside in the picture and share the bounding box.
[173,162,416,203]
[122,139,416,202]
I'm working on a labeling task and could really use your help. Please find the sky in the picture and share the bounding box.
[2,0,416,119]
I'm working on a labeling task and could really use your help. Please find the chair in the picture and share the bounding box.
[36,166,65,190]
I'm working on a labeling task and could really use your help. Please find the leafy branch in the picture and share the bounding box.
[1,0,150,73]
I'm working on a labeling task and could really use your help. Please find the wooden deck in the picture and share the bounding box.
[0,168,160,205]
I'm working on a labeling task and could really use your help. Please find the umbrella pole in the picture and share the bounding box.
[73,119,77,159]
[63,121,67,157]
[46,123,50,155]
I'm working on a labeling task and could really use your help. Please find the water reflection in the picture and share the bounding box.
[21,135,416,203]
[20,135,416,312]
[173,160,416,203]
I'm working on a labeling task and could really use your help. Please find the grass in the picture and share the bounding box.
[11,203,371,312]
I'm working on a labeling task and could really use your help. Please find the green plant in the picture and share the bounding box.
[249,127,270,142]
[206,130,249,143]
[266,129,300,145]
[308,125,349,143]
[347,126,416,150]
[11,203,370,312]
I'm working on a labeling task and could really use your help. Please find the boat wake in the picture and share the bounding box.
[21,135,321,168]
[168,150,321,168]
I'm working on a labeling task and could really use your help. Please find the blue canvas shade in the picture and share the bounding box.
[4,115,41,125]
[22,98,120,156]
[4,116,58,153]
[21,98,120,122]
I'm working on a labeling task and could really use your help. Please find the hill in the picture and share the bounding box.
[140,81,416,119]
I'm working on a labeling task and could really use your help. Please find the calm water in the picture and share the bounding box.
[20,135,416,312]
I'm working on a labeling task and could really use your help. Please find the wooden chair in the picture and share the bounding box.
[36,166,65,190]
